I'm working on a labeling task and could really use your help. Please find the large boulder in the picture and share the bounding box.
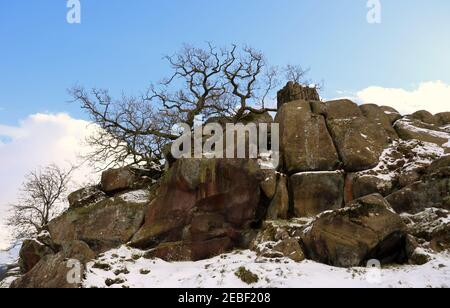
[380,106,402,124]
[48,189,151,253]
[18,239,55,273]
[410,110,439,126]
[100,167,156,193]
[275,100,340,174]
[327,117,390,172]
[277,82,320,108]
[68,186,106,209]
[10,241,95,289]
[318,99,363,120]
[290,171,344,217]
[394,118,450,148]
[130,159,265,260]
[359,104,398,140]
[435,112,450,126]
[302,194,407,267]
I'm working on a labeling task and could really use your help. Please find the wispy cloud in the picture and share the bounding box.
[0,113,99,249]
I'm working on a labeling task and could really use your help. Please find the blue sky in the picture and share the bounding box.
[0,0,450,125]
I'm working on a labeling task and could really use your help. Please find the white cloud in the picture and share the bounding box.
[355,81,450,115]
[0,113,99,250]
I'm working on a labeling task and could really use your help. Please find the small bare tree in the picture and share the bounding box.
[7,165,73,240]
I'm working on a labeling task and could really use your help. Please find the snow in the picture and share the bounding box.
[83,246,450,288]
[399,119,450,140]
[357,140,446,183]
[117,190,150,204]
[292,170,344,176]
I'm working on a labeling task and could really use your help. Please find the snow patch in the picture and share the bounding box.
[117,190,150,204]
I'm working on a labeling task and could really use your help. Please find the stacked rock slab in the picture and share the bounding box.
[277,81,321,109]
[317,99,390,172]
[275,100,340,174]
[290,171,344,217]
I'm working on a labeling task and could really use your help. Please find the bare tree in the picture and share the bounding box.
[70,43,313,170]
[7,165,73,240]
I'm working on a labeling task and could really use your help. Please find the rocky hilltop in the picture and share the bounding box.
[5,82,450,288]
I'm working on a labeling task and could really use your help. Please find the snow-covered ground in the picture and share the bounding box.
[83,246,450,289]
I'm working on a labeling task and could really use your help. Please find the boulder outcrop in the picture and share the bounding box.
[9,83,450,288]
[302,194,407,267]
[48,190,150,253]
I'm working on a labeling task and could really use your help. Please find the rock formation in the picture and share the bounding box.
[6,81,450,287]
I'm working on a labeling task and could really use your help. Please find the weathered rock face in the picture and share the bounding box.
[11,241,95,289]
[277,82,320,108]
[345,174,394,203]
[48,190,150,253]
[275,100,340,174]
[101,167,155,193]
[313,99,393,172]
[327,117,390,172]
[317,99,363,120]
[394,118,450,148]
[130,159,265,260]
[410,110,439,126]
[259,169,277,200]
[402,208,450,252]
[302,194,407,267]
[251,220,310,262]
[386,174,450,214]
[436,112,450,126]
[290,172,344,217]
[266,174,289,220]
[426,155,450,176]
[18,240,55,273]
[359,104,399,140]
[386,156,450,214]
[345,140,447,203]
[144,238,233,262]
[379,106,402,124]
[68,186,106,209]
